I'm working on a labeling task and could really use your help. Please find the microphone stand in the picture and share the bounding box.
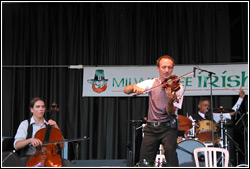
[196,67,216,146]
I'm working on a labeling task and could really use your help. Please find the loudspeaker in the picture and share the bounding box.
[2,137,14,152]
[2,151,25,167]
[71,159,128,167]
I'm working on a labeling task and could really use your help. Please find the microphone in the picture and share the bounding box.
[205,108,209,119]
[193,67,196,77]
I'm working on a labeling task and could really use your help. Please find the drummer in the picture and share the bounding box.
[189,88,245,123]
[187,89,245,166]
[185,88,245,139]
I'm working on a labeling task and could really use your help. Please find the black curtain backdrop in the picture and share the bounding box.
[2,2,248,165]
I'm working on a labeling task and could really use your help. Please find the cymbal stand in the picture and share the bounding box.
[219,113,225,148]
[224,122,229,150]
[219,113,230,151]
[218,114,229,167]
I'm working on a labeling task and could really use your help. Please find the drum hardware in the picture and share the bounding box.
[203,142,214,147]
[219,113,226,149]
[219,114,233,150]
[186,121,196,138]
[136,159,154,167]
[214,106,235,150]
[154,144,166,167]
[219,113,233,152]
[213,108,235,113]
[217,107,235,150]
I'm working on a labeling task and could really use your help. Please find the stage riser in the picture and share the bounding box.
[71,159,127,167]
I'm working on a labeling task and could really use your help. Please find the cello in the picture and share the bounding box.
[26,102,63,167]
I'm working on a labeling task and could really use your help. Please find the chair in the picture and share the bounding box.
[193,147,229,167]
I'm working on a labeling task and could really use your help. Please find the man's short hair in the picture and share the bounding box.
[199,97,210,104]
[156,55,175,67]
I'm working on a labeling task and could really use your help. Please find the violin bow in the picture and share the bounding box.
[40,136,90,146]
[132,71,194,97]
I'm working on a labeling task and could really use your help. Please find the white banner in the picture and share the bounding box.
[82,64,248,97]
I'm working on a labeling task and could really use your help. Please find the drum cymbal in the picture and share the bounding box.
[213,108,234,113]
[178,115,192,131]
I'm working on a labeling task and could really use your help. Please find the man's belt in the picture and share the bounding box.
[147,121,171,127]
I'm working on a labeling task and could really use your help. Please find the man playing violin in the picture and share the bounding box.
[13,97,71,166]
[124,55,184,166]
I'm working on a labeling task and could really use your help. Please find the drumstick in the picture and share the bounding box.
[224,87,241,93]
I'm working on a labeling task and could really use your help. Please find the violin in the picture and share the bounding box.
[162,75,181,92]
[26,103,63,167]
[132,71,194,96]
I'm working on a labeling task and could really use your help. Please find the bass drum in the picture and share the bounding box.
[176,139,205,167]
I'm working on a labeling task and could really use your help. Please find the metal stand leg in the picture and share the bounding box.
[224,128,228,150]
[128,120,143,166]
[73,141,79,160]
[225,132,245,166]
[219,114,225,148]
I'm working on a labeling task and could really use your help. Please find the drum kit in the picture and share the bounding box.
[155,108,236,167]
[130,107,246,167]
